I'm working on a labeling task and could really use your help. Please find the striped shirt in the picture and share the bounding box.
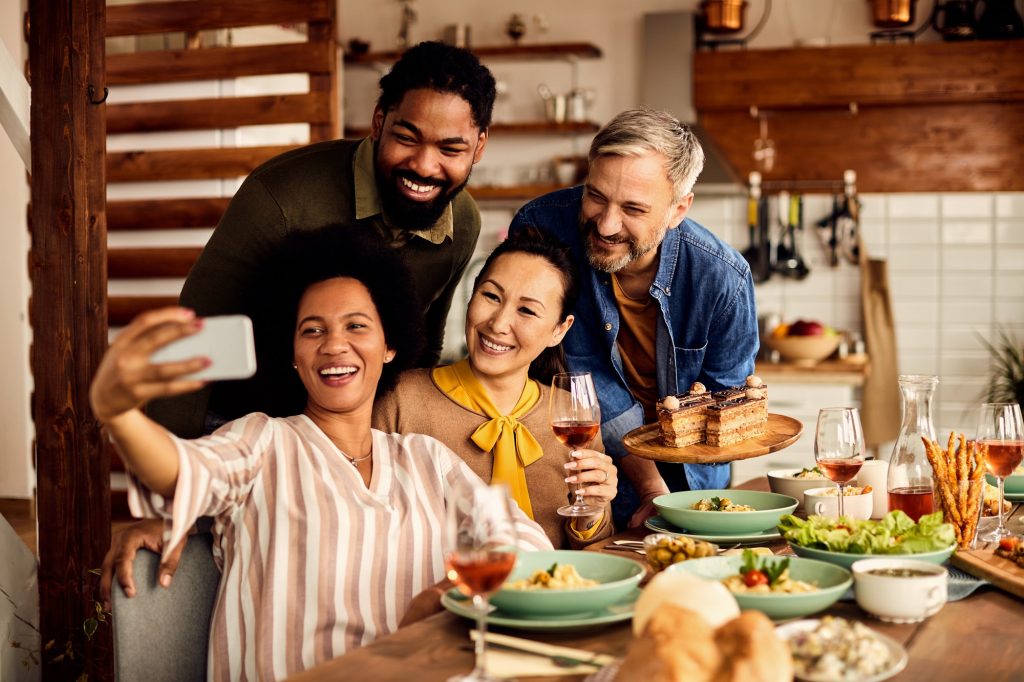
[127,413,552,681]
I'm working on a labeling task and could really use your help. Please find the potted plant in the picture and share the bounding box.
[980,327,1024,407]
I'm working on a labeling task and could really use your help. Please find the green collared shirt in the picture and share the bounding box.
[353,137,453,245]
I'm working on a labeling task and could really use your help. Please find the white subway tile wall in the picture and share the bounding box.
[471,191,1024,444]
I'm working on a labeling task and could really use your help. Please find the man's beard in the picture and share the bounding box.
[580,217,666,274]
[374,148,469,231]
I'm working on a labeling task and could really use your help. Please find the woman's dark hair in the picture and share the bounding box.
[377,41,496,130]
[259,226,424,414]
[472,226,579,384]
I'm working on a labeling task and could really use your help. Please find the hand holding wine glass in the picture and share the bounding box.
[549,372,601,517]
[445,483,519,682]
[814,407,866,518]
[976,402,1024,542]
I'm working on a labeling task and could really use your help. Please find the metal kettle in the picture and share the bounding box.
[932,0,978,40]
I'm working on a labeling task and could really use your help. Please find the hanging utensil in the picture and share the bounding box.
[787,193,810,279]
[743,173,770,283]
[772,191,791,274]
[816,193,841,268]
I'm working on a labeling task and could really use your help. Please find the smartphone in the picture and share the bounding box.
[150,314,257,381]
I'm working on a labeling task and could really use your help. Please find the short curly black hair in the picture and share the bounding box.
[377,41,496,130]
[257,226,424,414]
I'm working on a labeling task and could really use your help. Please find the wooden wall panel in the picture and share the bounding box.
[107,144,295,182]
[107,197,231,230]
[108,247,202,279]
[107,42,334,85]
[693,42,1024,192]
[106,0,331,36]
[699,102,1024,192]
[107,93,331,133]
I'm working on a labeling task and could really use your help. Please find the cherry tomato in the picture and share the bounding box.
[999,537,1019,552]
[742,569,769,587]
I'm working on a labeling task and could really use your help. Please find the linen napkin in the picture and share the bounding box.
[471,631,616,679]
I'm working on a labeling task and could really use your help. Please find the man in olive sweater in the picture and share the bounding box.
[147,42,493,438]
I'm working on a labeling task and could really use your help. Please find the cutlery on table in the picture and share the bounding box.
[469,631,615,669]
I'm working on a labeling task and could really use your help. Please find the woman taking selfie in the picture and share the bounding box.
[90,229,551,681]
[374,227,618,547]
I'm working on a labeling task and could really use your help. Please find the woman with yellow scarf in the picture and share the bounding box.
[373,227,618,547]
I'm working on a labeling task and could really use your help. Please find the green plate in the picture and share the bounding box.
[667,555,852,621]
[653,490,798,535]
[440,587,639,632]
[645,514,781,544]
[1004,491,1024,502]
[490,550,644,617]
[788,542,955,570]
[985,472,1024,495]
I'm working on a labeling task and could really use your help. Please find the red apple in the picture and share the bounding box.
[788,319,825,336]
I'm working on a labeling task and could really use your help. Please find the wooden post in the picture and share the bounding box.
[28,0,112,679]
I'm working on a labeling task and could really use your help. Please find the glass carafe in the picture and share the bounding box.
[886,375,939,522]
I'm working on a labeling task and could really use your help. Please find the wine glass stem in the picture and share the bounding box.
[997,476,1007,535]
[837,483,845,517]
[472,594,488,677]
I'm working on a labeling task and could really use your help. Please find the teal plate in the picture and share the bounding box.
[788,542,955,570]
[1004,491,1024,502]
[440,587,638,632]
[645,514,781,544]
[985,472,1024,496]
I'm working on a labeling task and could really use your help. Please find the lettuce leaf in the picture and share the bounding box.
[778,511,954,555]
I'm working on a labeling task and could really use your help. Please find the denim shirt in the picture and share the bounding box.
[510,187,759,500]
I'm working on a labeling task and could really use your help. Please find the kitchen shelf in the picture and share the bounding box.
[345,42,602,65]
[343,120,600,138]
[468,183,568,202]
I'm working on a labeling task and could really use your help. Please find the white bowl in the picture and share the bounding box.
[851,558,947,623]
[803,486,873,520]
[767,469,833,505]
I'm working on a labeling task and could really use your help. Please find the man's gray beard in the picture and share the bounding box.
[585,231,662,273]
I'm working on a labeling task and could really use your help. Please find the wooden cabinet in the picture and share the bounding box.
[343,42,603,201]
[693,41,1024,192]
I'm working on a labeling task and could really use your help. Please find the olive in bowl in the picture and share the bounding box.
[643,533,717,572]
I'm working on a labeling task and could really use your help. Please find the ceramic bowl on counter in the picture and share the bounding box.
[851,558,948,623]
[767,469,833,505]
[803,486,873,521]
[653,490,799,535]
[762,335,840,367]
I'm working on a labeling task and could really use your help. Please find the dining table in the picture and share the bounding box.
[287,477,1024,682]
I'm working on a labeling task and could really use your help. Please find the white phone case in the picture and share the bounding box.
[150,314,257,381]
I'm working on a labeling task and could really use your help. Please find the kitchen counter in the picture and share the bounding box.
[756,358,869,386]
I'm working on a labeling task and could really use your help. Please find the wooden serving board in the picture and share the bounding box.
[950,506,1024,600]
[621,413,803,464]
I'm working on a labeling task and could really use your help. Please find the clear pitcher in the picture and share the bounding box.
[886,375,939,521]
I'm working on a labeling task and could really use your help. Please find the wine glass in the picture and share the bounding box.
[976,402,1024,542]
[445,483,519,682]
[814,407,866,518]
[549,372,601,517]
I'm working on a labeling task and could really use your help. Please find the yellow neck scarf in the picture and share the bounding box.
[433,359,544,519]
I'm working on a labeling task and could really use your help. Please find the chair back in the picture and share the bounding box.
[112,532,220,682]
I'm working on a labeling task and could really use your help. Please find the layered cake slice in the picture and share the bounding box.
[657,383,713,447]
[705,376,768,447]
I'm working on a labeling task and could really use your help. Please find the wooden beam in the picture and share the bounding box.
[107,92,331,133]
[694,41,1024,112]
[108,247,202,278]
[346,42,603,64]
[28,0,112,678]
[106,0,331,37]
[107,41,334,85]
[307,13,339,142]
[108,295,180,326]
[107,197,229,230]
[107,144,295,182]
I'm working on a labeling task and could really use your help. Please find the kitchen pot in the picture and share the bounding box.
[700,0,748,34]
[868,0,919,28]
[932,0,978,40]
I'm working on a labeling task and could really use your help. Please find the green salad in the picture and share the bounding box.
[778,510,955,554]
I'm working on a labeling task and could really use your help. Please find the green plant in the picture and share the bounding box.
[979,327,1024,408]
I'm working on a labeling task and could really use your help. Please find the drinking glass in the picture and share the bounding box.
[549,372,601,517]
[814,407,866,518]
[445,483,519,682]
[976,402,1024,542]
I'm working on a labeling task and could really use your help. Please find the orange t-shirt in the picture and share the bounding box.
[611,274,659,422]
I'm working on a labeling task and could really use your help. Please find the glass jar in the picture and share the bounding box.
[886,375,939,521]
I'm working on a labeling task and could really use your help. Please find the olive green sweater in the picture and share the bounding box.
[148,139,481,438]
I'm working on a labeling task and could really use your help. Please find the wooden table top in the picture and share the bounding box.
[287,478,1024,682]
